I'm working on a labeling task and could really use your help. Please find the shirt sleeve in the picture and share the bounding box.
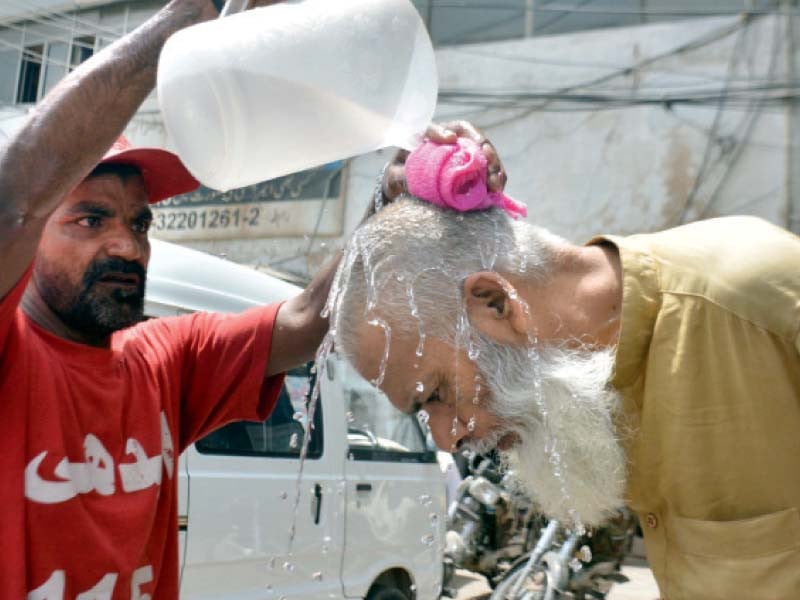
[0,265,32,356]
[169,303,286,450]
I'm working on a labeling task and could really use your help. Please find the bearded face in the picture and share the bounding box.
[35,255,146,339]
[468,334,627,528]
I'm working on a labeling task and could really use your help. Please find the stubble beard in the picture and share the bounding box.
[36,257,146,339]
[469,335,627,528]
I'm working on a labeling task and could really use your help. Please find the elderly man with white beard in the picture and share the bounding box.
[328,169,800,598]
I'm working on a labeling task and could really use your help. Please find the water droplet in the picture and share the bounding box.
[346,411,355,423]
[467,417,476,432]
[283,561,295,573]
[417,410,430,426]
[266,584,274,592]
[418,494,433,506]
[415,381,424,393]
[289,433,299,448]
[420,533,435,546]
[367,318,391,387]
[578,545,593,563]
[321,544,329,554]
[268,557,277,570]
[415,334,426,357]
[293,411,304,422]
[410,584,417,592]
[467,343,479,361]
[429,513,439,527]
[280,491,288,500]
[280,596,287,600]
[348,452,355,461]
[450,417,458,437]
[396,273,405,282]
[310,365,317,374]
[312,571,323,581]
[569,557,583,571]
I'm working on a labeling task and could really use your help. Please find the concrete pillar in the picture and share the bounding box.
[525,0,535,37]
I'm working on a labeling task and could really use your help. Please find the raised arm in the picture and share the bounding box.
[0,0,219,299]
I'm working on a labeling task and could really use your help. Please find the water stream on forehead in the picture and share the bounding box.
[366,318,391,388]
[405,280,427,361]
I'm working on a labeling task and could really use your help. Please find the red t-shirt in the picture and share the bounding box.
[0,269,285,599]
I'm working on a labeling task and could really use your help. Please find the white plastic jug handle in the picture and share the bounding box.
[220,0,249,17]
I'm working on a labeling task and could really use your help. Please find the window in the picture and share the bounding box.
[16,44,42,104]
[339,359,436,463]
[196,364,324,459]
[15,36,96,104]
[70,36,95,69]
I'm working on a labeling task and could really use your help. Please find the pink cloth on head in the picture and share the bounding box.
[404,138,527,219]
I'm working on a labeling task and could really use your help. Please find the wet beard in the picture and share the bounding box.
[37,257,146,340]
[470,336,626,528]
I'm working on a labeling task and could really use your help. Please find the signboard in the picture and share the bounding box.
[151,162,346,242]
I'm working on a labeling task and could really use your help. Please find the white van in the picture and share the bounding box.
[145,239,447,600]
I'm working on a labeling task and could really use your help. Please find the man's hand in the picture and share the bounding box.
[379,121,507,210]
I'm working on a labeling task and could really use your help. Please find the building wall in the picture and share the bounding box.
[0,2,794,279]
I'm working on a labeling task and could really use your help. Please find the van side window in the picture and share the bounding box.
[196,364,323,459]
[338,359,436,464]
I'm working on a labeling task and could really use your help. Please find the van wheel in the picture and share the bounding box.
[367,585,410,600]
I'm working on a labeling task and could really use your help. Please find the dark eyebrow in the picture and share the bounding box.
[67,201,114,218]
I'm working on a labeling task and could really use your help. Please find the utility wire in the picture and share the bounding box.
[4,0,125,39]
[674,16,751,225]
[425,1,783,17]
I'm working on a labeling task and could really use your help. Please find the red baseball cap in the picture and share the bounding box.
[98,135,200,204]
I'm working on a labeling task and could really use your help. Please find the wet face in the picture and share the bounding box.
[34,172,152,339]
[353,321,508,452]
[352,317,626,527]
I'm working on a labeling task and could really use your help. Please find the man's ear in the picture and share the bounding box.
[463,272,531,346]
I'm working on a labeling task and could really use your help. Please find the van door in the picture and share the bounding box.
[180,365,346,599]
[333,358,446,600]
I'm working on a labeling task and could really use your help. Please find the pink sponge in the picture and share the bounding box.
[405,138,527,219]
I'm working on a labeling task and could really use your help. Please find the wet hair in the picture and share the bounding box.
[87,162,142,182]
[330,197,565,363]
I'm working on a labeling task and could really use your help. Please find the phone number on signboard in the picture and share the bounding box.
[153,207,261,232]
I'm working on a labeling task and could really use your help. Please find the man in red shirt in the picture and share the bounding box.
[0,0,503,596]
[0,1,324,595]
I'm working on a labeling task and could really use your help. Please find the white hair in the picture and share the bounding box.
[329,197,565,360]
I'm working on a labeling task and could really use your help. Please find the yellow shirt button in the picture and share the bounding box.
[645,513,658,529]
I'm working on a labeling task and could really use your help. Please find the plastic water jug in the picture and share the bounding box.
[157,0,438,191]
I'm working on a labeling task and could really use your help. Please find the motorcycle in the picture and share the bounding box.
[443,453,545,590]
[489,511,637,600]
[443,453,636,599]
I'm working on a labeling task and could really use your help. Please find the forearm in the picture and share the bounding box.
[0,0,216,230]
[267,250,342,376]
